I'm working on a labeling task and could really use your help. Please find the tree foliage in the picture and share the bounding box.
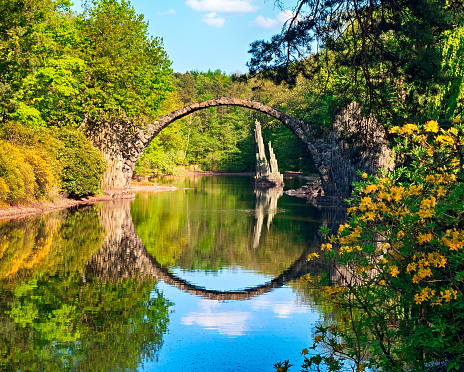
[248,0,464,124]
[78,0,173,125]
[0,0,174,202]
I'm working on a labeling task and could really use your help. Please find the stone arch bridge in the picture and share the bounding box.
[87,97,392,198]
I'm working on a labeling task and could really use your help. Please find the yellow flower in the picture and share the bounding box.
[307,252,320,261]
[301,348,309,355]
[347,206,358,214]
[301,273,312,282]
[361,172,368,179]
[363,211,376,221]
[399,123,419,135]
[436,186,447,197]
[321,243,333,251]
[412,267,433,283]
[314,336,322,343]
[408,184,423,196]
[436,135,454,145]
[390,266,400,277]
[414,287,436,304]
[389,126,400,134]
[417,233,432,244]
[440,288,458,302]
[406,262,417,273]
[424,120,439,133]
[364,184,378,193]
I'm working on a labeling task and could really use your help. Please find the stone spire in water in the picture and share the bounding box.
[254,120,284,187]
[254,120,270,179]
[268,141,284,185]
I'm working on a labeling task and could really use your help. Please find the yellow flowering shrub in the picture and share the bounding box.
[300,119,464,372]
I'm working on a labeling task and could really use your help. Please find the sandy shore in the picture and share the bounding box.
[0,184,181,221]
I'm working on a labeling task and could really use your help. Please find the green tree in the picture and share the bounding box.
[78,0,173,126]
[0,0,56,120]
[248,0,464,124]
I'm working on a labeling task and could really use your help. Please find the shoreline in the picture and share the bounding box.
[0,184,181,222]
[0,172,316,221]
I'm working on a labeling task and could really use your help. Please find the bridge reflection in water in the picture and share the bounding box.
[87,189,344,301]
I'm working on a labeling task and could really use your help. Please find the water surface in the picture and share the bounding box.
[0,175,341,372]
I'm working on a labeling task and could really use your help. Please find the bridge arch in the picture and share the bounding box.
[150,97,310,145]
[87,97,313,191]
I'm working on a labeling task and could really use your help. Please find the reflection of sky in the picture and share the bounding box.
[140,269,322,372]
[170,266,275,291]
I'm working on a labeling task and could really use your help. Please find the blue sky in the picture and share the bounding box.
[73,0,298,74]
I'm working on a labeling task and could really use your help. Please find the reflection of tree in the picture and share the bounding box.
[252,185,284,249]
[0,207,105,285]
[0,206,171,372]
[131,176,312,276]
[0,274,170,372]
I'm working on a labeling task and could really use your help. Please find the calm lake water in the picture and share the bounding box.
[0,175,343,372]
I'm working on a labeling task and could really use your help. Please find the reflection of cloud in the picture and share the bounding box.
[181,300,250,336]
[252,10,301,29]
[157,9,177,15]
[252,298,307,318]
[186,0,255,13]
[202,12,226,27]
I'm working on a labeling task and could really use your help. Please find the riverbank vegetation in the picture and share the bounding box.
[0,0,172,205]
[296,121,464,372]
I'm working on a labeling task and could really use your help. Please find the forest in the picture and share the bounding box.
[1,0,464,371]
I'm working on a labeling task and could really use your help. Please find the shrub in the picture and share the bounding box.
[0,122,105,203]
[23,148,56,199]
[0,140,36,204]
[299,119,464,372]
[49,127,106,197]
[0,177,9,205]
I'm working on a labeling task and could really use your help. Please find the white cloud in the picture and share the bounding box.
[276,10,298,24]
[252,15,278,29]
[202,12,226,27]
[251,298,308,318]
[186,0,255,13]
[253,10,302,29]
[157,9,177,15]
